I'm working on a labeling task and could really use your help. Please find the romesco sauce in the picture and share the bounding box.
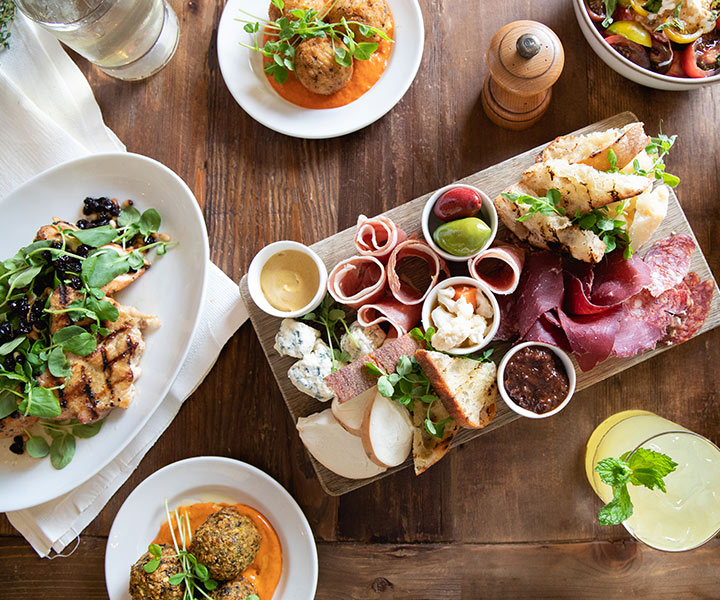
[153,502,282,599]
[263,21,395,109]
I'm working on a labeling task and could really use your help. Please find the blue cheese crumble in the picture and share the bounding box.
[274,318,320,359]
[340,321,387,361]
[288,339,335,401]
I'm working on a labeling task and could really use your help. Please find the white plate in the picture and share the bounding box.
[217,0,425,139]
[0,153,208,512]
[105,457,318,600]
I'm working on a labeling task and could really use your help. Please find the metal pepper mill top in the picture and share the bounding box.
[481,20,565,131]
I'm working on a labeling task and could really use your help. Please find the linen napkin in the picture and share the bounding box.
[1,15,249,557]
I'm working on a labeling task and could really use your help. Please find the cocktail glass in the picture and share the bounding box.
[585,409,720,551]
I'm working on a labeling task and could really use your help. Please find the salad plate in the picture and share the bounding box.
[216,0,425,139]
[0,153,208,512]
[105,456,318,600]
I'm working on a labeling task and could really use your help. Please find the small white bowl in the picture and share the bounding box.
[421,183,498,263]
[421,276,500,355]
[572,0,720,91]
[497,342,577,419]
[247,240,328,318]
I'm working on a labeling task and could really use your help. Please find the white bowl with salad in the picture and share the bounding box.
[574,0,720,90]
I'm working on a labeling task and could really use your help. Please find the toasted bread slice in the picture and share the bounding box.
[412,400,458,475]
[521,159,652,214]
[415,350,497,429]
[538,122,650,171]
[494,184,607,263]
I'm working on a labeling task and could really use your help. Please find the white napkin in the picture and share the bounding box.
[1,16,249,556]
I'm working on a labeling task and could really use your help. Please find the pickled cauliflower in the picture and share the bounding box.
[430,286,493,351]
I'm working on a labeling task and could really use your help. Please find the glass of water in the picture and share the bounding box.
[15,0,180,80]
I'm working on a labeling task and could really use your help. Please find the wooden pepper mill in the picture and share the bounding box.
[481,20,565,131]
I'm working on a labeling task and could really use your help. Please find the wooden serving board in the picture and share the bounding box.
[240,112,720,496]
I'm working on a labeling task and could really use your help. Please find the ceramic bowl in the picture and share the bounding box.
[421,276,500,356]
[247,240,327,319]
[497,341,577,419]
[421,183,497,263]
[572,0,720,90]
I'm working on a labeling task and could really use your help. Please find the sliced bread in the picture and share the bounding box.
[412,399,459,475]
[414,350,497,429]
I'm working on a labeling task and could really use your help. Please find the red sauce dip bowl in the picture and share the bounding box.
[497,342,576,419]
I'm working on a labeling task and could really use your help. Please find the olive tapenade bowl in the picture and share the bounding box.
[497,341,577,419]
[421,184,498,263]
[247,240,328,319]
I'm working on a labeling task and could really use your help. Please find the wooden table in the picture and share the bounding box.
[1,0,718,597]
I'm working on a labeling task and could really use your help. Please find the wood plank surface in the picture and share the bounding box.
[1,0,719,597]
[240,110,720,495]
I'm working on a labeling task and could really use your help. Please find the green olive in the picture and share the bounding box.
[432,217,491,256]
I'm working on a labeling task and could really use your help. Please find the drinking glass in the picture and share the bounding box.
[585,409,720,552]
[15,0,179,80]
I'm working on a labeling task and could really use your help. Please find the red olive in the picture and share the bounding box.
[433,187,483,222]
[604,34,651,69]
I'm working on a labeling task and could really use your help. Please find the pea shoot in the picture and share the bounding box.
[301,295,357,370]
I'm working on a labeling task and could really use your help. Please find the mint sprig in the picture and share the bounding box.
[595,448,678,526]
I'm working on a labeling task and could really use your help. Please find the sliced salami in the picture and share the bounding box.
[612,312,665,358]
[387,239,450,305]
[327,256,386,309]
[467,244,526,295]
[357,294,422,337]
[558,307,623,371]
[643,234,695,297]
[664,272,714,345]
[354,214,407,263]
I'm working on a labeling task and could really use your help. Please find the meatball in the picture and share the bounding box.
[326,0,391,43]
[294,38,353,95]
[268,0,326,21]
[211,577,258,600]
[129,544,184,600]
[189,507,262,582]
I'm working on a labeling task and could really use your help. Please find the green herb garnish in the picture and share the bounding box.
[0,0,14,50]
[595,448,678,526]
[634,131,680,188]
[502,188,566,221]
[602,0,617,28]
[642,0,662,13]
[20,418,104,469]
[571,201,634,259]
[237,1,392,84]
[301,294,356,371]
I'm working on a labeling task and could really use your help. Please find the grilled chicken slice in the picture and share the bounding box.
[34,219,79,243]
[0,413,38,439]
[39,289,159,424]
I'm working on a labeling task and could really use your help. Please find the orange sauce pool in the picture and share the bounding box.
[153,502,282,600]
[264,21,395,109]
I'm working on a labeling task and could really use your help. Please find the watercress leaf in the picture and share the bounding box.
[148,543,162,558]
[301,312,316,322]
[595,457,632,487]
[88,297,119,323]
[387,372,401,385]
[396,395,412,406]
[143,558,161,573]
[68,226,117,248]
[82,248,131,288]
[53,326,97,356]
[607,148,618,170]
[596,218,615,232]
[155,243,167,256]
[377,375,394,398]
[0,390,18,419]
[662,172,680,187]
[424,418,438,437]
[272,64,289,84]
[0,337,26,356]
[118,206,141,227]
[364,361,385,377]
[328,308,345,321]
[26,435,50,458]
[48,347,72,378]
[72,419,103,439]
[396,355,412,377]
[128,250,145,271]
[206,579,219,591]
[353,42,377,60]
[334,46,352,67]
[50,433,75,470]
[139,209,162,236]
[168,573,186,586]
[419,394,437,404]
[194,563,209,581]
[24,386,61,419]
[409,327,425,342]
[597,484,633,526]
[8,265,42,294]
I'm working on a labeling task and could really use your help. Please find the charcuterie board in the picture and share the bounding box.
[239,112,720,496]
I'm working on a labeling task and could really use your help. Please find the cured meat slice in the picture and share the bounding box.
[564,252,650,315]
[357,295,422,337]
[643,234,695,297]
[665,272,714,345]
[558,307,623,371]
[625,285,692,332]
[514,251,564,338]
[467,244,526,295]
[493,294,518,341]
[612,313,665,358]
[370,334,424,375]
[327,256,386,309]
[387,239,450,305]
[525,311,571,352]
[354,215,407,263]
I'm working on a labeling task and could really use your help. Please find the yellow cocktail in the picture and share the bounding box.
[586,410,720,551]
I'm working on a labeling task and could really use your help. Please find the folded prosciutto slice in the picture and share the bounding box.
[327,256,386,309]
[467,244,526,295]
[355,215,407,263]
[387,240,449,305]
[357,294,422,338]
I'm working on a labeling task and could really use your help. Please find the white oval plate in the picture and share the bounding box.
[217,0,425,139]
[105,457,318,600]
[0,153,208,512]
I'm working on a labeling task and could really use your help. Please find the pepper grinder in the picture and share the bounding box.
[481,20,565,131]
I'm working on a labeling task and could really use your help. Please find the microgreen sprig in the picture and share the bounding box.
[0,0,14,50]
[572,201,634,259]
[595,448,678,525]
[301,295,357,370]
[635,132,680,188]
[502,189,566,222]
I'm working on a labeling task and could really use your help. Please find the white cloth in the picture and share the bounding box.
[1,16,249,556]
